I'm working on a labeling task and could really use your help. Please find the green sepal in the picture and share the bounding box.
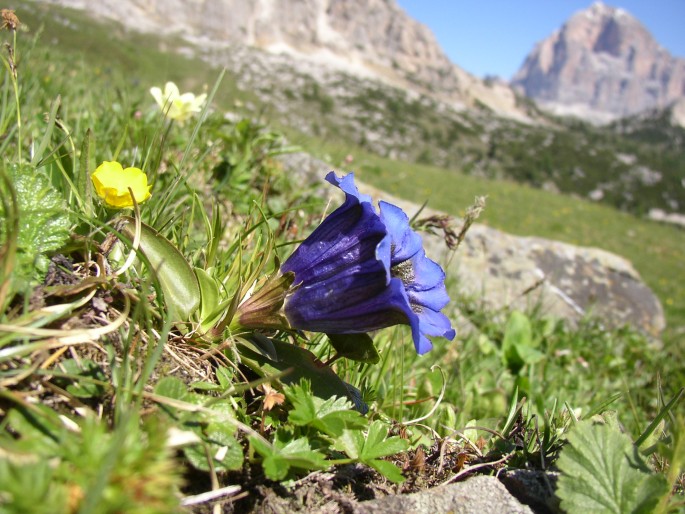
[327,333,380,364]
[119,217,200,321]
[236,272,295,330]
[194,267,233,336]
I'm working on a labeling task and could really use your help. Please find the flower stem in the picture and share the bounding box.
[4,29,22,161]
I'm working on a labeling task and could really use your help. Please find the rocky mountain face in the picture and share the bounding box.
[511,2,685,123]
[34,0,527,120]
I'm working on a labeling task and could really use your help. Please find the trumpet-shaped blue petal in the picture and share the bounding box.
[281,172,455,354]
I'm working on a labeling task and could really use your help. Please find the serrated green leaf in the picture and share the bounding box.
[0,163,71,280]
[250,433,329,480]
[361,420,409,460]
[335,426,364,460]
[327,333,380,363]
[336,420,409,464]
[556,421,669,514]
[335,420,408,483]
[286,381,366,437]
[367,459,406,484]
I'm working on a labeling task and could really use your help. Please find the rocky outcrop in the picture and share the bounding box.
[32,0,529,120]
[281,152,665,336]
[446,224,664,336]
[511,2,685,122]
[355,475,534,514]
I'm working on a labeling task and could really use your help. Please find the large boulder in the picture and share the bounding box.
[379,189,665,337]
[438,223,664,336]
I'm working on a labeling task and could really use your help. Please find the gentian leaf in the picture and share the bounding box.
[195,267,221,322]
[119,217,200,321]
[327,333,380,364]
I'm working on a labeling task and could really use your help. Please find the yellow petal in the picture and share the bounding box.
[91,161,151,209]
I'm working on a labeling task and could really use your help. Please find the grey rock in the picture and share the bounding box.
[448,223,664,336]
[500,469,561,514]
[354,475,533,514]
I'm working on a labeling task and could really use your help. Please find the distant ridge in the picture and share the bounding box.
[31,0,530,120]
[511,2,685,123]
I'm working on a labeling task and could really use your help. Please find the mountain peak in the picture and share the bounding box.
[511,2,685,122]
[584,2,627,19]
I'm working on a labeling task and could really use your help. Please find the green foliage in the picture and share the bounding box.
[118,217,201,322]
[0,408,183,514]
[285,381,367,437]
[250,431,329,481]
[0,163,71,282]
[54,358,107,398]
[556,421,670,514]
[211,117,297,214]
[334,420,409,484]
[501,310,544,375]
[153,377,244,473]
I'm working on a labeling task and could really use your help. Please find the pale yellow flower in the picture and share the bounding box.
[91,161,152,209]
[150,81,207,123]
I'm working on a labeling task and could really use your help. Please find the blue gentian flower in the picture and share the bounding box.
[280,172,455,354]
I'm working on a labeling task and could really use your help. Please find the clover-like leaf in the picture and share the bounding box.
[183,426,243,473]
[556,421,670,514]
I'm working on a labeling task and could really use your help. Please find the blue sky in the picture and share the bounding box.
[396,1,685,79]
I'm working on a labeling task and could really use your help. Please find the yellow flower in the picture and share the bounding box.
[150,81,207,123]
[91,161,152,208]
